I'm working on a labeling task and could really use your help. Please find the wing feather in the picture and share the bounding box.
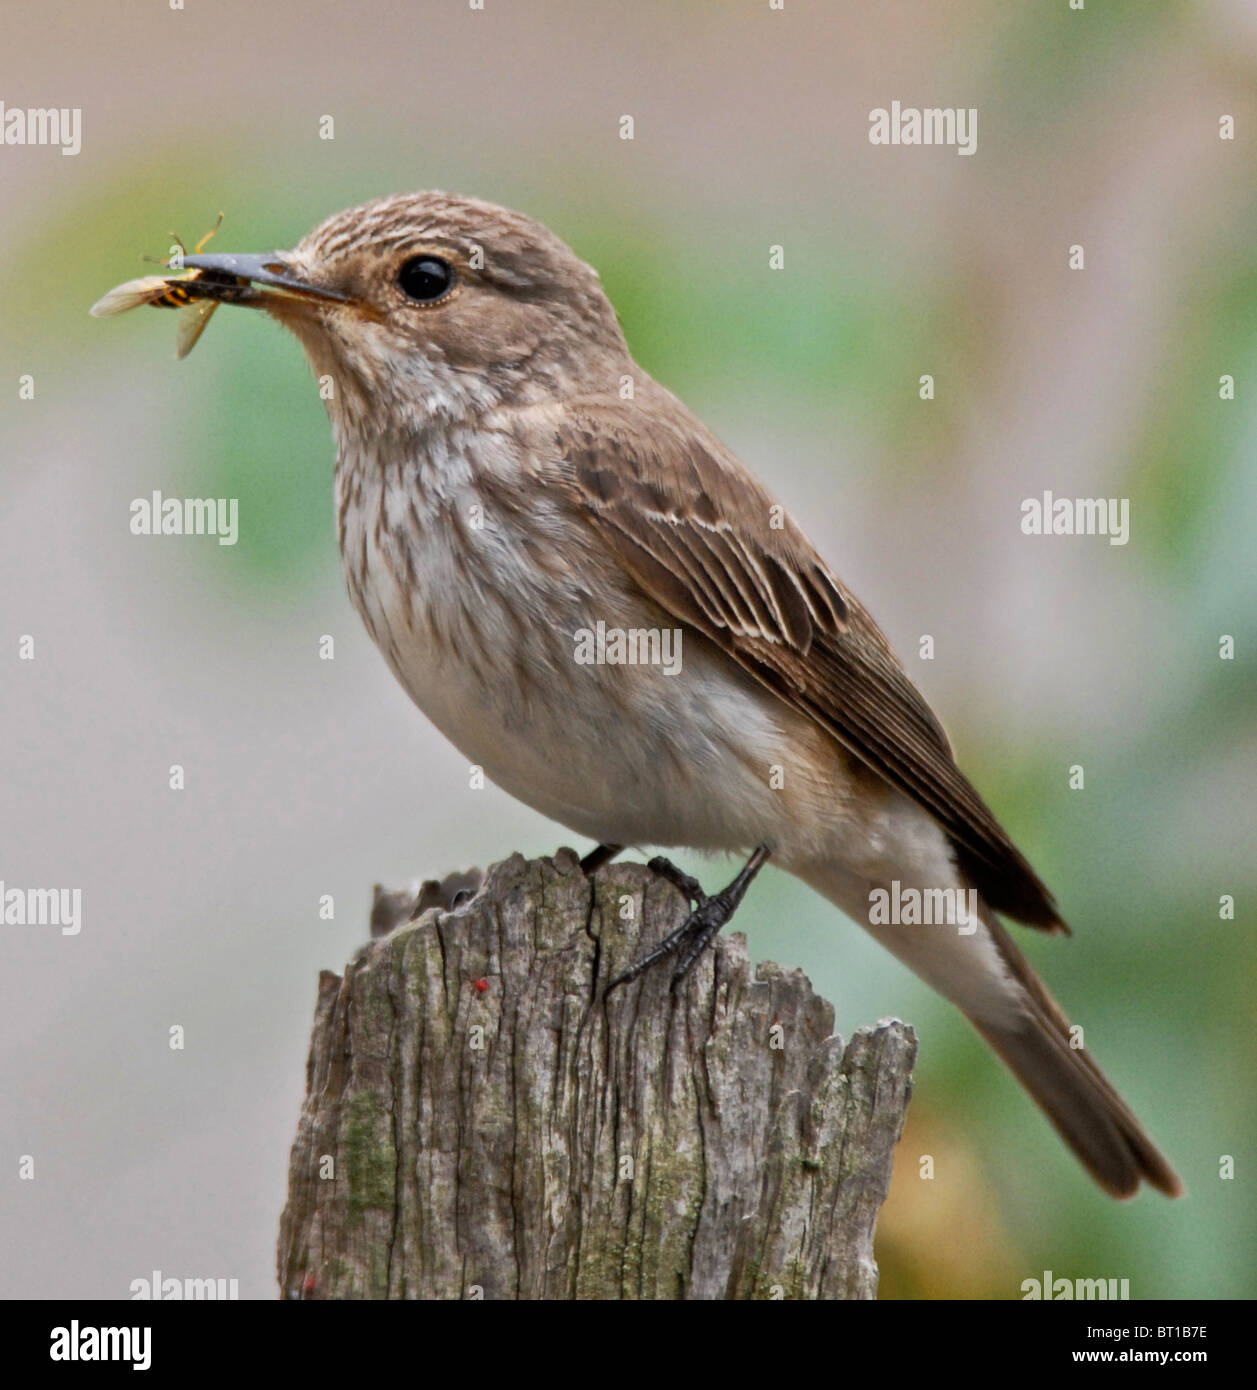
[553,399,1063,929]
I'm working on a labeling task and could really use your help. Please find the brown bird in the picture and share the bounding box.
[95,191,1181,1199]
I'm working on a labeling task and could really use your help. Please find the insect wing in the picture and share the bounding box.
[174,298,219,359]
[89,276,171,318]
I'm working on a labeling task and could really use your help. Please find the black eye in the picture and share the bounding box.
[397,256,454,303]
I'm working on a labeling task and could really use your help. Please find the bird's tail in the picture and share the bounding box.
[802,861,1181,1197]
[965,908,1182,1198]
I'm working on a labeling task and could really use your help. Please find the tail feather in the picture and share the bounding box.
[972,909,1182,1198]
[801,858,1181,1197]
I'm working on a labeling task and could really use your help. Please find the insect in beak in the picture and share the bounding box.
[89,215,243,358]
[90,215,349,358]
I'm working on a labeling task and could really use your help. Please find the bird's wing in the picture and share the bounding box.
[551,397,1062,929]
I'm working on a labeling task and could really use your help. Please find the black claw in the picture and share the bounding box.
[670,904,730,985]
[646,855,706,904]
[605,847,772,996]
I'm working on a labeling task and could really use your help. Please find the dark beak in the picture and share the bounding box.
[177,252,349,306]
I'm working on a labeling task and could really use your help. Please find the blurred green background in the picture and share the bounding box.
[2,0,1254,1298]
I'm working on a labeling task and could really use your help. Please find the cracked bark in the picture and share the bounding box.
[277,849,917,1300]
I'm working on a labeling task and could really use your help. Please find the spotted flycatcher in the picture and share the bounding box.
[95,191,1180,1198]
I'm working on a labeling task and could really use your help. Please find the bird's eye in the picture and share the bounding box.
[397,256,454,303]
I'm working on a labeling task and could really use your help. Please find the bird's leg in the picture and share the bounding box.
[580,842,623,874]
[607,846,771,992]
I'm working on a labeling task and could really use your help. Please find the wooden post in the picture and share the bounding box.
[278,850,916,1299]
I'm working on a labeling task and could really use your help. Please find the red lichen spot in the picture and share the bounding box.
[303,1272,316,1297]
[473,978,488,993]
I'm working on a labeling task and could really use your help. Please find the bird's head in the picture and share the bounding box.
[179,190,631,436]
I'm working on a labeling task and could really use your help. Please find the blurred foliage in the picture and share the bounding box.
[1129,246,1257,579]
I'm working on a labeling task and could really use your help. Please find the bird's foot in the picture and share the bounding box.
[606,846,770,992]
[579,842,623,875]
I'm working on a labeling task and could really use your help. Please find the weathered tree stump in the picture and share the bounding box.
[278,850,917,1300]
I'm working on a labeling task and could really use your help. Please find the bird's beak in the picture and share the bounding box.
[177,252,349,308]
